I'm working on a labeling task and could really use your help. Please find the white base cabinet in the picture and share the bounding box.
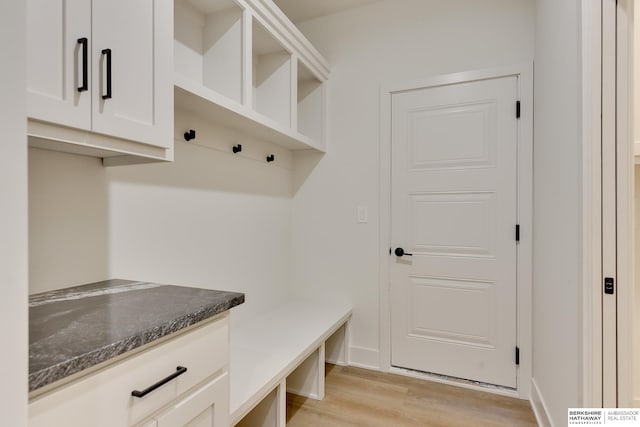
[29,315,230,427]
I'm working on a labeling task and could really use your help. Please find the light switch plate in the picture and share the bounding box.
[357,206,368,224]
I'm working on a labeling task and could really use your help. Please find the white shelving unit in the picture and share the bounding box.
[297,61,325,144]
[252,18,292,128]
[174,0,244,104]
[174,0,330,152]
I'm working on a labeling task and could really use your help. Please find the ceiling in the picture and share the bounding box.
[273,0,380,23]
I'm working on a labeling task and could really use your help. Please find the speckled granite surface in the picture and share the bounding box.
[29,279,244,392]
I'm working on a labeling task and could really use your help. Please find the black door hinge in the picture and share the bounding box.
[516,101,521,119]
[604,277,615,295]
[389,247,392,255]
[515,347,520,365]
[515,224,520,242]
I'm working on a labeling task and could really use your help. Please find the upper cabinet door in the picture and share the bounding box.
[91,0,172,149]
[27,0,91,130]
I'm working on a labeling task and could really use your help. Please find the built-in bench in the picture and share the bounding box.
[230,300,352,426]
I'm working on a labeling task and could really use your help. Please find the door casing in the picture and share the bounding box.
[378,65,534,399]
[610,0,635,408]
[588,0,636,408]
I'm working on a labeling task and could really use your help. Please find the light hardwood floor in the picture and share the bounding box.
[286,364,537,427]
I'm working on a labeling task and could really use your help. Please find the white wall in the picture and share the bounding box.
[28,139,294,326]
[531,0,581,425]
[26,1,535,360]
[292,0,534,368]
[29,148,109,293]
[0,0,28,424]
[106,136,294,326]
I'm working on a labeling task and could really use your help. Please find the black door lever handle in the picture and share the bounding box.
[395,248,413,257]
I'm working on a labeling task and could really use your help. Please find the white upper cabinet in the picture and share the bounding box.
[27,0,91,131]
[25,0,327,162]
[91,0,172,149]
[26,0,174,165]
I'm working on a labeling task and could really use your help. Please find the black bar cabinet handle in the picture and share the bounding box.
[77,38,88,92]
[102,48,112,100]
[131,366,187,398]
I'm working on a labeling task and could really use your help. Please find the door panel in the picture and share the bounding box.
[408,191,497,257]
[407,276,496,347]
[26,0,91,129]
[390,76,518,388]
[91,0,172,148]
[407,102,496,170]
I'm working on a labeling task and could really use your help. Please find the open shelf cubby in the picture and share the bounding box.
[174,0,243,104]
[173,0,329,152]
[297,60,324,146]
[252,18,292,128]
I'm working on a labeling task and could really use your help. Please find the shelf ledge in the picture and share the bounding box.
[175,74,325,152]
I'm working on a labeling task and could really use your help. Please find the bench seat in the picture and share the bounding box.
[230,299,352,425]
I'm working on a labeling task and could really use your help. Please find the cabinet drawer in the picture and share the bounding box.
[150,371,229,427]
[29,315,229,427]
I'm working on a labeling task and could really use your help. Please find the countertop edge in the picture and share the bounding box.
[29,293,244,393]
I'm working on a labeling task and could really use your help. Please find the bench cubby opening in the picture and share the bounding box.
[235,382,285,427]
[232,316,350,427]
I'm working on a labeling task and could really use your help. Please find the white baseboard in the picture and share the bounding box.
[326,357,347,366]
[531,378,553,427]
[286,386,320,400]
[348,345,380,370]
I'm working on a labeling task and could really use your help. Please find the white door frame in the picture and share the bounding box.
[580,0,603,408]
[612,0,636,408]
[579,0,637,408]
[378,64,533,399]
[602,0,619,407]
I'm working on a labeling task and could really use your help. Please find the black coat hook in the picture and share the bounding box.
[183,129,196,141]
[266,154,275,163]
[232,144,242,154]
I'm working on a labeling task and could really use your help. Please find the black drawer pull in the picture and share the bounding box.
[77,38,88,92]
[131,366,187,398]
[102,48,112,100]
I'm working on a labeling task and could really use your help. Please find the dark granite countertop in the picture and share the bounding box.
[29,279,244,392]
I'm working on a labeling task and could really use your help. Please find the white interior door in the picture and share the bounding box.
[390,75,519,388]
